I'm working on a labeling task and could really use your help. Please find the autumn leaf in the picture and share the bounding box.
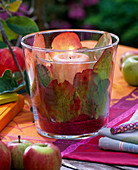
[73,69,93,116]
[39,80,81,122]
[94,32,112,60]
[73,69,110,119]
[93,47,114,80]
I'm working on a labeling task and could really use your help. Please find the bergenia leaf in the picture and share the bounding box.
[91,89,109,119]
[91,75,110,119]
[39,80,81,122]
[36,64,52,88]
[50,32,82,59]
[33,33,45,48]
[33,33,45,59]
[93,47,114,80]
[94,32,112,60]
[24,49,34,71]
[52,32,82,50]
[31,79,50,119]
[73,69,93,116]
[73,69,110,119]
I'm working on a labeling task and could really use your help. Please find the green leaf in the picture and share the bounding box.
[0,70,17,93]
[93,47,114,80]
[0,41,7,48]
[0,19,18,42]
[7,0,22,13]
[91,76,110,119]
[36,64,52,88]
[0,70,25,94]
[12,71,23,83]
[94,32,112,60]
[73,69,110,119]
[6,16,39,36]
[24,69,30,95]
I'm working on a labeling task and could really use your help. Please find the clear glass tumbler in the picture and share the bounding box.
[21,29,119,139]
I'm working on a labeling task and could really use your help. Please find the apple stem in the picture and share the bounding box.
[18,135,21,143]
[0,20,24,81]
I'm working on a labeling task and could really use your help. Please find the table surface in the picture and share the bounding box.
[62,44,138,170]
[1,44,138,170]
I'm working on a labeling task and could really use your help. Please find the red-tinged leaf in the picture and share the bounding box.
[24,48,36,87]
[73,69,94,116]
[31,79,50,118]
[50,32,82,59]
[24,48,33,71]
[93,47,114,80]
[94,32,112,60]
[33,33,45,59]
[73,69,93,100]
[73,69,110,119]
[52,32,82,50]
[33,33,45,48]
[25,33,46,79]
[40,80,81,122]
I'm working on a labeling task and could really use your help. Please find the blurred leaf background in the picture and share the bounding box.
[1,0,138,48]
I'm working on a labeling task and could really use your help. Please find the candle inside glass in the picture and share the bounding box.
[53,53,89,84]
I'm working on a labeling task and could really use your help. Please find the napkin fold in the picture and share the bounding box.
[98,109,138,153]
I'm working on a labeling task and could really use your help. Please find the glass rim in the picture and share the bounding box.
[21,29,119,53]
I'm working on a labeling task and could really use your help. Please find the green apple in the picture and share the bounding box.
[122,55,138,86]
[7,136,32,170]
[119,51,138,70]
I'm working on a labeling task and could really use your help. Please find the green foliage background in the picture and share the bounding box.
[84,0,138,48]
[24,0,138,48]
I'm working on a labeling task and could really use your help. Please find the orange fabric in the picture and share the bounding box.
[0,95,24,132]
[0,45,137,144]
[111,45,137,105]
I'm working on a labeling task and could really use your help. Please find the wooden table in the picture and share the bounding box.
[61,159,138,170]
[0,44,138,170]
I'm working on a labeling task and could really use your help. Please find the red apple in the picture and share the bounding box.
[23,142,62,170]
[0,47,25,77]
[0,140,11,170]
[7,136,32,170]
